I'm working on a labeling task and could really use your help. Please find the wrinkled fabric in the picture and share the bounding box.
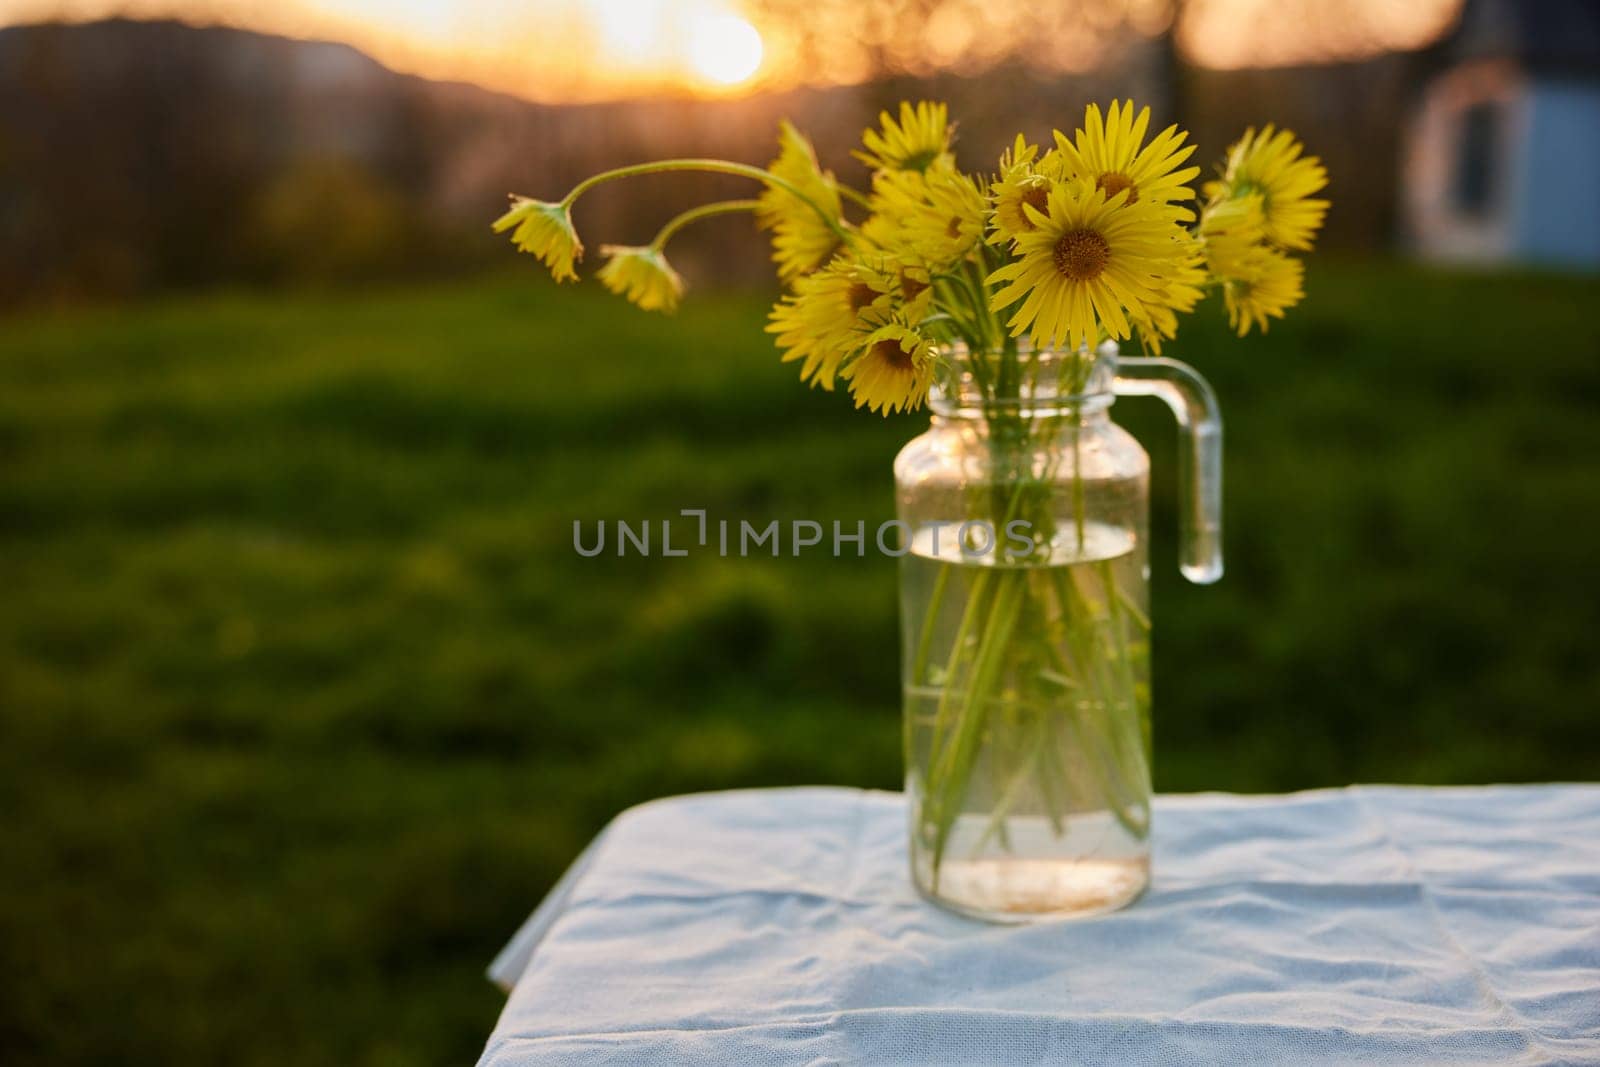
[480,786,1600,1066]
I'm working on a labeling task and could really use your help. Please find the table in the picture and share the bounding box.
[480,785,1600,1065]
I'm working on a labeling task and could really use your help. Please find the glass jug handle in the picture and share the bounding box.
[1113,357,1224,584]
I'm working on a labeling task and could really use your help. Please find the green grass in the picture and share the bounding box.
[2,262,1597,1064]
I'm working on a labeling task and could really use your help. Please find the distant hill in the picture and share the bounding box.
[0,18,1406,304]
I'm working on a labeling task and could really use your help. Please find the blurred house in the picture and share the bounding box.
[1403,0,1600,268]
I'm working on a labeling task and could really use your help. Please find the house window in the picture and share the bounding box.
[1453,101,1499,218]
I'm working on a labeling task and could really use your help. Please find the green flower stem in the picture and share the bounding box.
[1051,566,1150,839]
[964,258,1001,350]
[1034,712,1071,836]
[1067,691,1150,839]
[909,561,952,687]
[928,283,989,354]
[974,709,1051,852]
[648,199,760,250]
[1067,350,1094,552]
[839,184,874,211]
[936,268,995,353]
[1100,557,1149,764]
[1116,583,1152,631]
[922,426,1038,792]
[913,340,1154,887]
[926,567,992,775]
[959,271,994,352]
[964,340,994,400]
[1072,416,1087,551]
[928,484,1024,791]
[560,159,857,249]
[929,568,1025,882]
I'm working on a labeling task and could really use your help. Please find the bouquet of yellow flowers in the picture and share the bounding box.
[498,101,1327,919]
[495,100,1327,414]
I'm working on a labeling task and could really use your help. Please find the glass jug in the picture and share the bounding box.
[895,341,1222,921]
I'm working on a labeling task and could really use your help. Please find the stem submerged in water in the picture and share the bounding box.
[908,341,1152,903]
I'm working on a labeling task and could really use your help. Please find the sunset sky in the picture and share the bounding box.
[0,0,1465,102]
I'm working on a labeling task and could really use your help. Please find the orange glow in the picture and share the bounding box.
[0,0,771,99]
[0,0,1465,102]
[1177,0,1464,70]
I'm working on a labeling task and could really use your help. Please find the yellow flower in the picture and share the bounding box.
[1129,305,1176,356]
[897,168,987,268]
[1223,250,1305,336]
[845,245,935,322]
[844,318,937,415]
[859,171,931,259]
[855,101,953,174]
[886,260,935,322]
[766,259,888,390]
[1129,232,1206,355]
[856,208,900,255]
[596,245,684,313]
[756,121,845,281]
[989,135,1059,245]
[987,184,1181,353]
[1053,101,1199,213]
[1198,194,1268,280]
[865,164,985,270]
[493,196,582,283]
[1206,125,1329,251]
[863,169,926,235]
[1197,189,1308,338]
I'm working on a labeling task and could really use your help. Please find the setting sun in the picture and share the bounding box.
[686,12,763,87]
[583,0,764,91]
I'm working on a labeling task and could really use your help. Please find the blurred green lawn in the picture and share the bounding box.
[2,262,1598,1065]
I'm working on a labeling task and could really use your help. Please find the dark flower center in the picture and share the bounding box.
[846,283,878,311]
[899,148,943,172]
[873,338,915,370]
[1096,172,1138,203]
[1053,228,1112,282]
[1019,182,1052,224]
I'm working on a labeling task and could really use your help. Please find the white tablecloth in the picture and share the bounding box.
[480,785,1600,1065]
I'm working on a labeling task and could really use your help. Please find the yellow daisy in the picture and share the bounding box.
[987,184,1181,353]
[493,196,582,283]
[847,247,936,323]
[844,318,937,415]
[1206,125,1329,251]
[988,135,1060,245]
[859,171,932,262]
[766,259,888,390]
[596,245,684,313]
[863,168,927,236]
[1053,100,1198,213]
[854,101,954,174]
[1223,250,1305,336]
[756,121,845,281]
[888,260,935,322]
[856,207,901,256]
[1129,306,1175,356]
[1198,194,1268,280]
[1129,232,1206,355]
[898,168,987,268]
